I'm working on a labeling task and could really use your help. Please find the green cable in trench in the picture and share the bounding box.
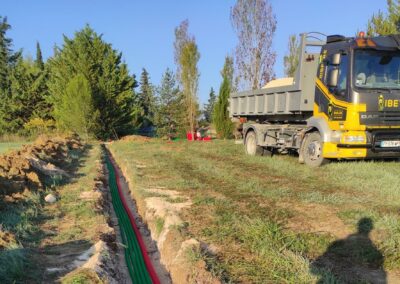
[105,155,154,284]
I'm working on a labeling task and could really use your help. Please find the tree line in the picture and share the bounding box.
[2,0,395,140]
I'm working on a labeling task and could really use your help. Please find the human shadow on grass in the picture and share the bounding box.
[311,218,386,284]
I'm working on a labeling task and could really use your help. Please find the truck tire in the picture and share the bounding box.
[245,131,264,156]
[302,132,329,167]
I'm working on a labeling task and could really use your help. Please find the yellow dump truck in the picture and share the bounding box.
[230,32,400,166]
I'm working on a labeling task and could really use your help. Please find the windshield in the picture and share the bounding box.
[353,49,400,89]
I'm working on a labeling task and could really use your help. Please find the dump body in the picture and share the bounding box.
[230,33,324,122]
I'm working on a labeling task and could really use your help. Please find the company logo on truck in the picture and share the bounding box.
[378,94,384,111]
[378,95,400,110]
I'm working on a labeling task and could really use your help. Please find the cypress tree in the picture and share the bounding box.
[0,16,22,134]
[55,74,97,139]
[213,57,233,139]
[0,16,12,92]
[136,68,155,129]
[367,0,400,36]
[203,87,216,123]
[0,57,52,133]
[35,41,44,70]
[47,25,137,139]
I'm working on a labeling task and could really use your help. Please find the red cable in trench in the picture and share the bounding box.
[109,156,161,284]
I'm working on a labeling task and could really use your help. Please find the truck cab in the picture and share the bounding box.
[313,33,400,162]
[230,32,400,166]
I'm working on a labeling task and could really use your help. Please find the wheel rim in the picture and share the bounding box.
[307,140,322,161]
[246,135,256,155]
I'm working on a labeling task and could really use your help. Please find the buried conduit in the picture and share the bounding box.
[105,153,160,284]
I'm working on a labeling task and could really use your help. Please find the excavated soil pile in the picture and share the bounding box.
[0,135,83,197]
[120,135,152,142]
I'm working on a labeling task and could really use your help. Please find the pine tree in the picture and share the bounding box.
[55,74,97,139]
[154,68,181,138]
[0,16,22,134]
[136,68,155,129]
[203,87,216,123]
[367,0,400,36]
[213,58,233,139]
[35,41,44,70]
[283,34,300,77]
[47,25,137,139]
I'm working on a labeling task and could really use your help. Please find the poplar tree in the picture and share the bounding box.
[283,34,300,77]
[231,0,277,90]
[174,20,200,136]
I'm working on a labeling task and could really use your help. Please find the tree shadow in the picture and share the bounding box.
[0,239,93,283]
[311,218,387,283]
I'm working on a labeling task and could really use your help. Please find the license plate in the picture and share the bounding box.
[380,140,400,147]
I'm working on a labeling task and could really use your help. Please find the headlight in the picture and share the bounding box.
[342,135,365,143]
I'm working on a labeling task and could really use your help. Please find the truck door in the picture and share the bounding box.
[315,49,349,123]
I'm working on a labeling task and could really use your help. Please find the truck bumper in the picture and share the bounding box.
[323,130,400,159]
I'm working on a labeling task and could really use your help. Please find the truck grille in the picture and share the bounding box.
[360,112,400,126]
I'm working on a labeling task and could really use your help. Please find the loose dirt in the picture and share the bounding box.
[0,137,124,283]
[282,202,352,239]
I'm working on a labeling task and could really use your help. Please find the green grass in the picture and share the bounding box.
[155,217,165,236]
[0,142,27,154]
[109,139,400,283]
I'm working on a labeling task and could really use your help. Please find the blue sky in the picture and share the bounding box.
[3,1,386,105]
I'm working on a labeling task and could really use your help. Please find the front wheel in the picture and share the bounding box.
[301,132,329,167]
[245,131,264,156]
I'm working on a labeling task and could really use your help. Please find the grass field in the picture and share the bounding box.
[0,142,27,154]
[110,139,400,283]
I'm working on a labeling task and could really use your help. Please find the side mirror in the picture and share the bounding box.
[328,68,339,88]
[331,53,341,65]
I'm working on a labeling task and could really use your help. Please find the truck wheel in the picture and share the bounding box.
[245,131,264,156]
[302,132,329,167]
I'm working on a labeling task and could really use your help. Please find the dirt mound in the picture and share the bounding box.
[120,135,151,142]
[0,135,83,197]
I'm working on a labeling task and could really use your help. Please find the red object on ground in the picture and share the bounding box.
[109,156,160,284]
[186,132,212,141]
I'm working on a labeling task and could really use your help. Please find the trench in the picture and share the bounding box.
[105,152,162,284]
